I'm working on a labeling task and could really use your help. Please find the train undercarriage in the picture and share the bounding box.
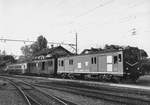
[57,72,141,83]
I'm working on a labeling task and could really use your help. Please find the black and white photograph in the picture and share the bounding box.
[0,0,150,105]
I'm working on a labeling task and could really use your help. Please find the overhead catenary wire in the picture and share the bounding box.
[71,0,147,26]
[73,0,115,19]
[45,0,147,34]
[0,38,76,46]
[0,37,78,55]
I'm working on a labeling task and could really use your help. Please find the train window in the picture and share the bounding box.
[61,60,64,66]
[91,57,94,64]
[69,59,73,65]
[42,62,45,70]
[114,56,118,64]
[48,61,53,66]
[23,64,25,68]
[118,54,122,62]
[36,63,38,67]
[107,56,112,63]
[78,63,81,68]
[91,57,97,64]
[58,60,61,66]
[85,62,88,66]
[94,57,97,64]
[33,63,35,67]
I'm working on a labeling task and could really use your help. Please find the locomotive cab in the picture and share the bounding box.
[123,47,141,81]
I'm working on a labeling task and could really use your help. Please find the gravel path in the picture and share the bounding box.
[0,79,27,105]
[39,87,124,105]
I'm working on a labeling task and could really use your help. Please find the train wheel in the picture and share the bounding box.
[98,75,105,82]
[112,76,121,83]
[61,73,66,79]
[84,75,91,80]
[131,77,139,83]
[68,74,75,79]
[125,75,139,83]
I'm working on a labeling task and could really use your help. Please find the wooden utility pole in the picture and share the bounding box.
[76,32,78,55]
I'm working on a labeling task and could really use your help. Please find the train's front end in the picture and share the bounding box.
[123,47,142,81]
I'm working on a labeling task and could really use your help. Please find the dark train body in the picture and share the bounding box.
[27,58,57,76]
[6,46,144,82]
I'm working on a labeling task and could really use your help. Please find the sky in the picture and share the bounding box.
[0,0,150,57]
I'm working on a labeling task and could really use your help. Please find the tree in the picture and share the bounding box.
[20,45,33,62]
[37,35,47,50]
[1,50,7,55]
[0,55,16,68]
[30,42,39,55]
[21,45,32,57]
[21,35,48,57]
[2,55,16,63]
[31,35,48,55]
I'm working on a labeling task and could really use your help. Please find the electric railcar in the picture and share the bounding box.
[6,63,28,74]
[27,58,57,76]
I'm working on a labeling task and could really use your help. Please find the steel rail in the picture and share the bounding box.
[7,74,139,105]
[32,82,150,105]
[0,77,31,105]
[25,94,42,105]
[0,76,43,105]
[20,80,74,105]
[6,75,150,104]
[1,76,76,105]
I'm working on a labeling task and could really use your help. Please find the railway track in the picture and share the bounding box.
[2,75,150,105]
[0,78,31,105]
[32,82,150,105]
[0,76,77,105]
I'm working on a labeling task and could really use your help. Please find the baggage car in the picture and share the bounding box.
[58,48,141,82]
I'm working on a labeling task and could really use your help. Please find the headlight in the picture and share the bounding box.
[126,67,128,70]
[137,67,140,70]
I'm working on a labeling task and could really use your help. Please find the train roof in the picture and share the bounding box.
[58,46,145,59]
[80,48,123,55]
[58,49,123,58]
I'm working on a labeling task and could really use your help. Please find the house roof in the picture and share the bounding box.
[34,46,74,58]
